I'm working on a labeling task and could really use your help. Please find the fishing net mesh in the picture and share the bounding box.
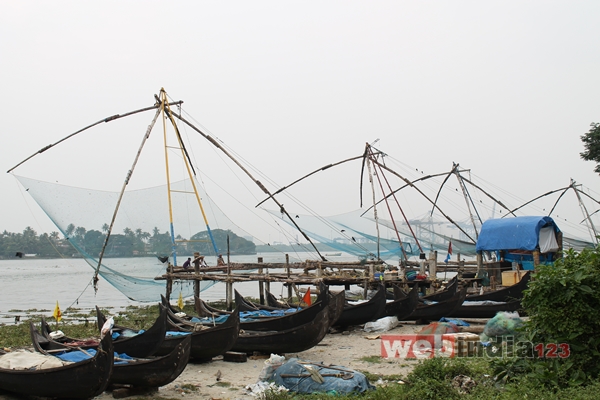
[15,175,257,301]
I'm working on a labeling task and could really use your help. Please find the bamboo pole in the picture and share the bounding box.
[193,252,201,298]
[226,279,233,311]
[258,257,264,305]
[165,264,173,301]
[286,254,292,301]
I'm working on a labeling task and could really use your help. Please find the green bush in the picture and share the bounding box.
[521,246,600,386]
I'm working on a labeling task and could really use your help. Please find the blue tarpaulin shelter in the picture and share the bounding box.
[476,216,561,270]
[476,216,560,252]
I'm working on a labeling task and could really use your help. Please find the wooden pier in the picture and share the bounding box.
[156,251,481,309]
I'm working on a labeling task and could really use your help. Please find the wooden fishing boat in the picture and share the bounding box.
[334,285,387,328]
[36,317,101,351]
[393,277,458,304]
[447,299,522,319]
[31,321,191,388]
[401,287,467,322]
[421,276,458,302]
[465,271,531,302]
[156,307,240,361]
[241,300,327,332]
[96,305,167,358]
[266,290,292,308]
[384,284,420,319]
[327,289,346,327]
[231,306,330,354]
[265,282,330,309]
[0,326,113,399]
[234,290,291,312]
[170,293,327,333]
[194,288,345,329]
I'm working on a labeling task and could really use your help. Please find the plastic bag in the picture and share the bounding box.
[480,311,523,343]
[363,316,399,332]
[258,353,286,381]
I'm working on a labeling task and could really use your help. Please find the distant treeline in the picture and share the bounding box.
[0,226,256,259]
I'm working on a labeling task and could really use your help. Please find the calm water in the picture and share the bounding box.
[0,252,359,324]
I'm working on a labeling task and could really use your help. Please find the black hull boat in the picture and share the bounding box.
[96,305,167,358]
[393,277,458,304]
[157,307,240,361]
[448,299,522,319]
[421,276,458,302]
[401,287,467,322]
[194,287,346,330]
[334,285,387,328]
[384,284,420,320]
[465,271,531,302]
[109,334,190,387]
[266,291,292,308]
[0,326,113,399]
[168,294,325,333]
[240,299,327,332]
[234,290,285,312]
[327,290,346,327]
[231,306,330,354]
[31,321,192,388]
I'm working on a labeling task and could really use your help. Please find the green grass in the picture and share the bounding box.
[359,356,382,363]
[4,303,600,400]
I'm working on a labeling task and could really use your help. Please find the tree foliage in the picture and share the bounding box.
[0,225,219,259]
[580,122,600,174]
[190,228,256,256]
[521,246,600,386]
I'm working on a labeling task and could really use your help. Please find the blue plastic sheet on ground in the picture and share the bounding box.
[272,358,375,394]
[439,317,470,327]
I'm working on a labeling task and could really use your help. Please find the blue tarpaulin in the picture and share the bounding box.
[272,358,375,394]
[476,216,560,252]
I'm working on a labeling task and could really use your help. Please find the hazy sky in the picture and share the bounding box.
[2,1,599,244]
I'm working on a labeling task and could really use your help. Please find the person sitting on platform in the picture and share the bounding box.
[217,254,225,266]
[182,257,191,269]
[193,253,208,268]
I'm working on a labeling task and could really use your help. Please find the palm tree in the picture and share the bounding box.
[50,231,60,243]
[75,226,87,239]
[65,224,75,237]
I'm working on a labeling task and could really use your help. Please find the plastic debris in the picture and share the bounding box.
[258,353,286,381]
[245,381,288,398]
[480,311,523,343]
[100,317,114,339]
[363,316,399,332]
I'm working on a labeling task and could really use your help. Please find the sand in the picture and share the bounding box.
[0,320,486,400]
[103,322,423,400]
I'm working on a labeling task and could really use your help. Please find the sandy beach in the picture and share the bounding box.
[104,322,427,400]
[0,319,487,400]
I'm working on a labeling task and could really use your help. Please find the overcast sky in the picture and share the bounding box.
[1,1,599,244]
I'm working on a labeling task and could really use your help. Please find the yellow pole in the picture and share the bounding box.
[163,94,219,255]
[160,89,177,266]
